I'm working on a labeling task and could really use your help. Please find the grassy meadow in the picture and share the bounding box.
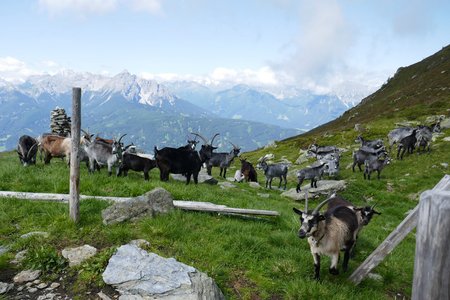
[0,117,449,299]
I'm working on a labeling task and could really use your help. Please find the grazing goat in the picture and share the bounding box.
[39,135,72,164]
[240,158,258,182]
[293,196,359,280]
[355,136,384,149]
[117,151,157,181]
[387,127,415,153]
[296,163,328,192]
[397,130,417,160]
[307,144,339,159]
[257,156,288,190]
[17,135,38,166]
[234,170,245,182]
[415,125,434,153]
[154,133,216,185]
[352,147,387,172]
[364,157,391,180]
[207,141,241,178]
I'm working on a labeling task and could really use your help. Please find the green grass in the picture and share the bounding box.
[1,121,449,299]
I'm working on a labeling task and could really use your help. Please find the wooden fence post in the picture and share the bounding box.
[69,87,81,222]
[412,175,450,300]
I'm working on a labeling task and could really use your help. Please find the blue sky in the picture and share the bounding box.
[0,0,449,93]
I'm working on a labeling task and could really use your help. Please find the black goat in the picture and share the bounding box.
[240,158,258,182]
[117,152,157,181]
[296,163,328,192]
[154,133,215,185]
[17,135,38,166]
[397,129,417,160]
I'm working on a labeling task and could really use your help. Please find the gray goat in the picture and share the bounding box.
[352,147,387,172]
[364,157,391,180]
[355,135,384,149]
[257,156,288,190]
[296,163,328,192]
[206,141,240,178]
[83,134,126,176]
[387,127,415,153]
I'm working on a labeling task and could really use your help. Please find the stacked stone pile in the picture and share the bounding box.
[50,107,71,136]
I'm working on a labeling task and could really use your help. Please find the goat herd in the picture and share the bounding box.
[15,121,441,280]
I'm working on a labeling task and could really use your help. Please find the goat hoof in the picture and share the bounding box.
[329,267,339,275]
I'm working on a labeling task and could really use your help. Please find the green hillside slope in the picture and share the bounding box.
[0,45,449,299]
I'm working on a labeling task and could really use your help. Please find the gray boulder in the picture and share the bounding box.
[0,282,14,294]
[281,180,347,201]
[13,270,41,283]
[102,188,174,225]
[103,244,225,300]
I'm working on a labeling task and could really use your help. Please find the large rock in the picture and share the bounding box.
[13,270,41,283]
[281,180,346,201]
[102,188,174,225]
[170,169,215,184]
[62,245,97,267]
[103,244,225,300]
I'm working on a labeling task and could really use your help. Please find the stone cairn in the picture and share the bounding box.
[50,107,71,136]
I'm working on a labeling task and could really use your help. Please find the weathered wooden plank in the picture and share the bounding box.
[412,175,450,300]
[69,87,81,222]
[348,205,418,284]
[0,191,280,217]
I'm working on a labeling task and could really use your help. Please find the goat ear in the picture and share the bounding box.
[318,215,326,221]
[293,207,303,215]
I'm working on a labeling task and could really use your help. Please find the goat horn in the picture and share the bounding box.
[81,129,89,136]
[118,134,127,144]
[305,191,308,213]
[210,133,220,145]
[26,142,38,160]
[191,132,208,144]
[311,196,332,216]
[228,141,239,149]
[370,203,377,210]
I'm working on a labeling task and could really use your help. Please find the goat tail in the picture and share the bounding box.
[154,146,159,155]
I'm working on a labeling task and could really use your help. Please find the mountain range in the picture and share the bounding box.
[0,70,365,152]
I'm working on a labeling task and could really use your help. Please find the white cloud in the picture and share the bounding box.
[38,0,163,16]
[38,0,118,16]
[209,67,280,86]
[129,0,163,15]
[0,57,41,82]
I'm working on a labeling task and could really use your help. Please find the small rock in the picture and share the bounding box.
[49,282,60,290]
[257,193,270,198]
[13,270,41,283]
[0,245,9,256]
[129,239,150,249]
[248,182,261,189]
[20,231,49,239]
[33,279,41,284]
[218,182,236,189]
[26,282,33,287]
[37,293,57,300]
[11,250,28,264]
[97,291,112,300]
[28,287,38,293]
[17,286,24,292]
[367,273,383,281]
[387,183,394,192]
[62,245,97,267]
[37,282,48,289]
[443,136,450,142]
[0,282,14,294]
[441,163,448,168]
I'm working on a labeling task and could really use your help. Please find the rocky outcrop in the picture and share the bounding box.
[102,188,174,225]
[281,180,346,200]
[103,244,225,299]
[13,270,41,284]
